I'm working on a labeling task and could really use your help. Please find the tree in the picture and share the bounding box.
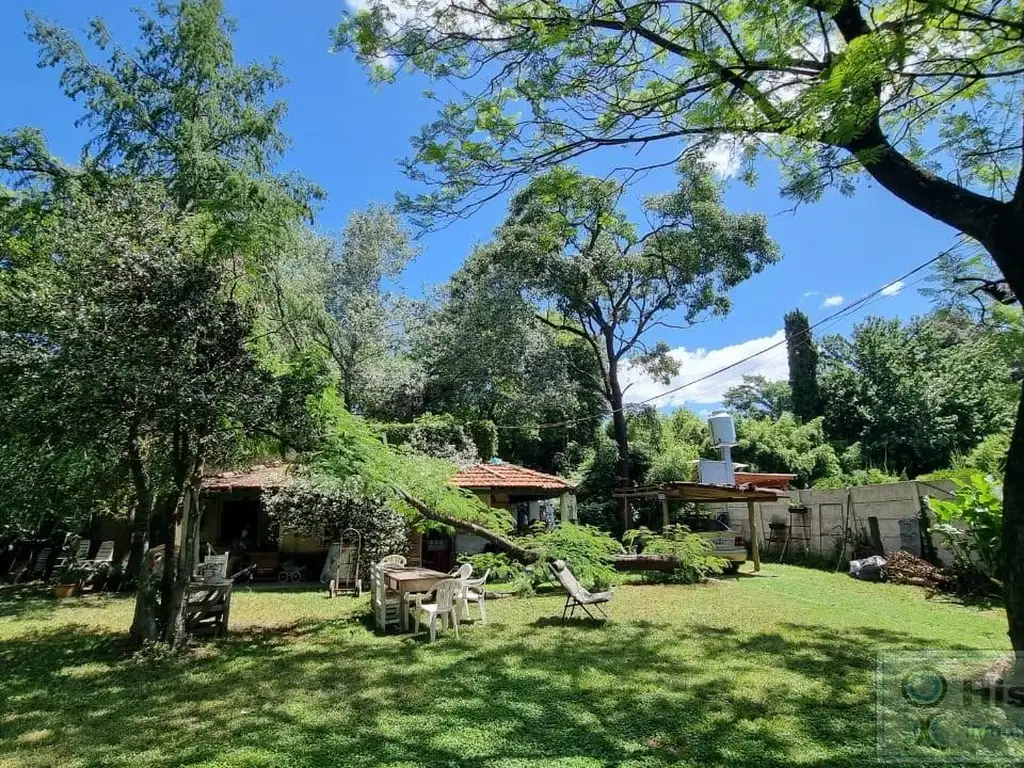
[2,0,318,646]
[819,314,1017,475]
[414,245,607,469]
[733,414,841,487]
[336,0,1024,658]
[488,160,778,499]
[723,375,792,420]
[784,310,822,422]
[307,207,419,412]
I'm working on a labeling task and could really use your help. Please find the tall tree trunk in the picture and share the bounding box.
[126,425,158,646]
[161,449,205,647]
[989,230,1024,672]
[605,340,632,530]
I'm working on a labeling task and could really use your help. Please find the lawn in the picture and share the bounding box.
[0,566,1010,768]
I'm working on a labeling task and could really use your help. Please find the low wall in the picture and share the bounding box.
[715,479,957,563]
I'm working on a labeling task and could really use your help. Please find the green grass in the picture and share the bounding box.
[0,565,1010,767]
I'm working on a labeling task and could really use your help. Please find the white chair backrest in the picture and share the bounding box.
[94,540,115,563]
[466,568,490,589]
[379,554,407,567]
[432,578,462,612]
[451,563,472,580]
[74,540,91,560]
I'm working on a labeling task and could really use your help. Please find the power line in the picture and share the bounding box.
[493,251,946,432]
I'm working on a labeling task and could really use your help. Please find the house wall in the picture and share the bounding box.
[710,480,956,563]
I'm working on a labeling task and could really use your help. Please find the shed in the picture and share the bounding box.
[614,481,789,571]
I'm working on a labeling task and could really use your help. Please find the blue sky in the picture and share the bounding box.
[0,1,962,408]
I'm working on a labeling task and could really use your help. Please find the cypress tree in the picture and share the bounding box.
[784,309,822,422]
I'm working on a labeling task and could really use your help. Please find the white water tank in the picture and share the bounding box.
[708,410,737,447]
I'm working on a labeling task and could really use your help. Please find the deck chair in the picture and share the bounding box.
[55,539,91,568]
[17,548,53,583]
[378,554,407,567]
[548,559,611,623]
[194,553,229,581]
[84,540,115,570]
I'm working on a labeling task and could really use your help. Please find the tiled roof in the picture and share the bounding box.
[451,462,571,491]
[202,463,291,491]
[734,472,796,490]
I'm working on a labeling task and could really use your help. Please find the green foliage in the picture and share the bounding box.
[466,420,499,462]
[622,525,726,583]
[377,413,480,465]
[723,375,792,421]
[819,315,1017,476]
[812,468,902,489]
[264,480,409,580]
[456,551,525,583]
[929,474,1003,583]
[521,523,623,590]
[784,310,822,423]
[734,415,841,487]
[335,0,1021,252]
[959,432,1012,478]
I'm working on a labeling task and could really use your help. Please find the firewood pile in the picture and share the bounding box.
[881,550,950,589]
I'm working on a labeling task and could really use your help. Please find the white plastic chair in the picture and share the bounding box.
[459,569,491,624]
[371,564,401,631]
[378,554,407,568]
[412,578,462,642]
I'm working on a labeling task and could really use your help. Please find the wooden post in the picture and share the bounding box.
[747,501,761,572]
[661,495,670,529]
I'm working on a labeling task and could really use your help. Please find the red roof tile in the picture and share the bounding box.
[202,463,291,491]
[451,462,571,492]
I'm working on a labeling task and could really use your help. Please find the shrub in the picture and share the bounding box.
[521,523,623,590]
[622,525,726,583]
[456,551,524,583]
[377,414,480,466]
[265,481,409,580]
[928,473,1002,585]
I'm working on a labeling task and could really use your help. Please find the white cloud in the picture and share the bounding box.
[880,280,904,297]
[621,330,788,407]
[704,138,742,178]
[821,295,845,308]
[802,290,819,298]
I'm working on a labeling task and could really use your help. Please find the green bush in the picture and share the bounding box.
[521,522,623,590]
[622,525,726,583]
[812,467,902,489]
[456,551,524,583]
[928,473,1002,584]
[376,413,480,465]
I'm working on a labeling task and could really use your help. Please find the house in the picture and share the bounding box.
[198,458,576,576]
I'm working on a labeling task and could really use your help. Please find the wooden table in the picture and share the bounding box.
[384,567,448,631]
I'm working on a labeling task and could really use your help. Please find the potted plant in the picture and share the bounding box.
[52,560,87,598]
[768,514,788,531]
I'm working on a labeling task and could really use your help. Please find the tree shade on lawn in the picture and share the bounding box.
[0,566,1009,768]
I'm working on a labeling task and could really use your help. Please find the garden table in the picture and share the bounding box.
[384,566,448,631]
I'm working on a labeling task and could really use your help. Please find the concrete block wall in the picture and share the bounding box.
[714,479,956,563]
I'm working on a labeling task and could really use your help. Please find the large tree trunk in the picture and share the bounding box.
[1003,386,1024,664]
[126,425,158,645]
[160,450,205,647]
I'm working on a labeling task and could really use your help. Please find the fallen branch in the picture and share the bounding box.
[397,489,540,564]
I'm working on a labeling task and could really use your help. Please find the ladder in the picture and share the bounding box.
[780,505,811,563]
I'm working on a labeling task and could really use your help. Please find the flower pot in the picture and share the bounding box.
[768,522,788,531]
[53,583,77,599]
